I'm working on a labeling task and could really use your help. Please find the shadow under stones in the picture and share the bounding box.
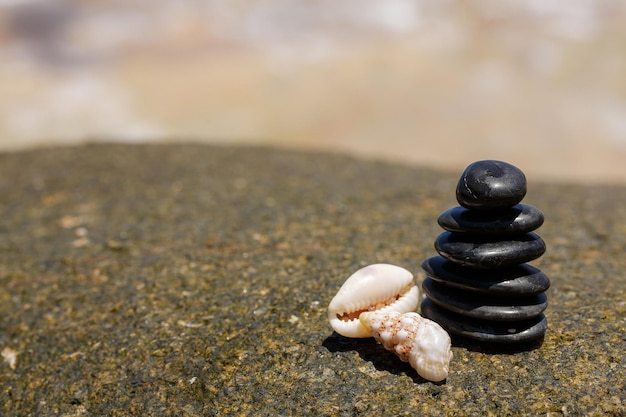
[322,332,445,385]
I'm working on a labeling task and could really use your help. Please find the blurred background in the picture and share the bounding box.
[1,0,625,184]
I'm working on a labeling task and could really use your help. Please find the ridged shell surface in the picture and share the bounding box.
[360,310,453,382]
[328,264,419,338]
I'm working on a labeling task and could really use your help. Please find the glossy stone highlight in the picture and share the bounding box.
[421,256,550,296]
[422,160,549,345]
[438,204,544,234]
[421,298,548,344]
[435,231,546,269]
[422,278,548,321]
[456,160,527,210]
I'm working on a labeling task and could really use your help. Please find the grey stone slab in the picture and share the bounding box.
[0,144,624,416]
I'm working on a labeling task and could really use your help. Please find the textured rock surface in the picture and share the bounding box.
[0,144,624,416]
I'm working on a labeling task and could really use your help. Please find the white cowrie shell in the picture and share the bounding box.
[327,264,419,338]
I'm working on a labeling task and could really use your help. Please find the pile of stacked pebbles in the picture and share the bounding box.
[421,160,550,344]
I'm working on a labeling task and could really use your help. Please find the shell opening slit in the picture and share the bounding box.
[327,264,453,382]
[328,264,420,338]
[335,282,417,322]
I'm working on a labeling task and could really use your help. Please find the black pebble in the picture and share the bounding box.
[422,160,548,345]
[421,298,548,344]
[435,231,546,269]
[422,277,548,321]
[421,256,550,296]
[437,204,544,234]
[456,160,527,210]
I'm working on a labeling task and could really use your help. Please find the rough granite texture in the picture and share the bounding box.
[0,144,624,416]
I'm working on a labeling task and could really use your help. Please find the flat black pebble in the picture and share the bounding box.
[435,231,546,269]
[422,278,548,321]
[421,298,547,343]
[421,256,550,296]
[456,160,527,210]
[437,204,544,234]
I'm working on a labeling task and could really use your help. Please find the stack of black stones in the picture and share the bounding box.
[421,160,550,344]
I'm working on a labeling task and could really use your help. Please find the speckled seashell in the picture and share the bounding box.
[360,310,453,382]
[327,264,419,338]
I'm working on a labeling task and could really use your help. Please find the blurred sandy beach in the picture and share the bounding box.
[1,0,625,184]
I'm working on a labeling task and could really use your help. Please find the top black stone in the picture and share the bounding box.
[456,160,527,210]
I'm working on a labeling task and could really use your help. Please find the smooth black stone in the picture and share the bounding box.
[456,160,527,210]
[437,204,544,234]
[422,278,548,321]
[421,298,548,344]
[435,231,546,269]
[421,256,550,296]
